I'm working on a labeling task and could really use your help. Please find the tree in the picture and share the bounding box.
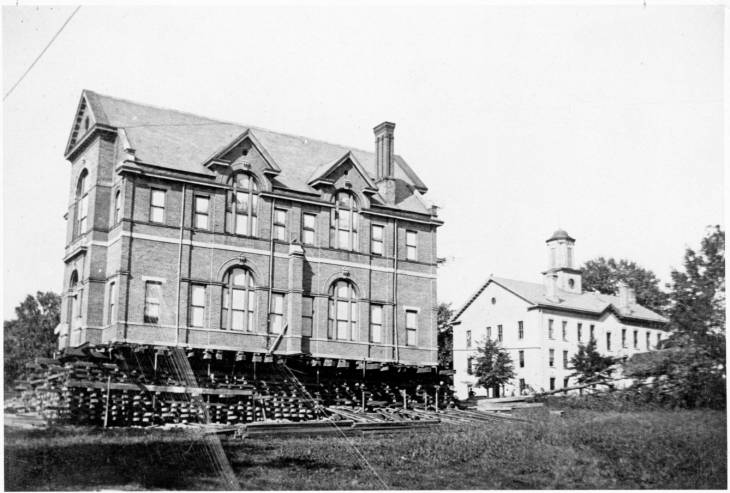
[473,338,514,395]
[570,336,616,386]
[582,257,669,314]
[437,302,454,370]
[4,291,60,389]
[623,226,725,409]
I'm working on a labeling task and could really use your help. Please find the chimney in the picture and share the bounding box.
[374,122,395,180]
[545,273,558,301]
[617,281,630,309]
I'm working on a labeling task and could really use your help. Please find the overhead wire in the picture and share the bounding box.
[4,6,82,101]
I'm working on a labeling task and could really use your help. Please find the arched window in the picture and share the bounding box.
[221,267,256,331]
[330,191,359,251]
[67,270,79,326]
[75,170,89,236]
[328,279,358,340]
[114,190,122,224]
[226,172,259,236]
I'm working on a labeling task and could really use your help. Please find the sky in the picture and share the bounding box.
[2,4,725,319]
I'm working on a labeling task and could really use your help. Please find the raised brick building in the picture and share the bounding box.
[58,90,442,367]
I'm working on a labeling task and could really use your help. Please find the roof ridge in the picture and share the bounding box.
[82,89,384,158]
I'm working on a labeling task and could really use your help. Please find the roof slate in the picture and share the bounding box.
[453,276,668,325]
[79,90,431,214]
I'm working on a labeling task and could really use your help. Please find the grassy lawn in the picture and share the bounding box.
[4,407,726,490]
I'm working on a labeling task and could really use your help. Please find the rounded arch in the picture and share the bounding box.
[76,169,88,198]
[330,189,360,251]
[327,277,359,341]
[220,264,257,332]
[226,171,260,236]
[68,269,79,290]
[215,257,261,284]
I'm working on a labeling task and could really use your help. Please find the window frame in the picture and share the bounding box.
[518,320,524,340]
[302,296,314,337]
[548,319,554,339]
[270,292,285,334]
[143,281,162,324]
[606,332,612,351]
[149,188,166,224]
[221,267,256,332]
[562,320,568,341]
[74,170,89,237]
[497,324,503,343]
[563,350,569,369]
[328,279,358,340]
[405,230,417,261]
[548,348,555,367]
[193,195,210,230]
[405,309,418,346]
[370,304,383,343]
[114,189,122,225]
[371,223,385,256]
[577,323,582,342]
[621,328,627,348]
[189,284,206,328]
[107,281,116,325]
[466,329,472,348]
[273,208,288,242]
[518,350,525,368]
[330,191,359,251]
[226,172,259,237]
[302,212,316,246]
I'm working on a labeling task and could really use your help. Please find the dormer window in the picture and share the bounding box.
[330,190,359,251]
[226,172,259,237]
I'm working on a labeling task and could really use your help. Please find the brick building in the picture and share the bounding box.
[450,230,668,398]
[57,90,442,368]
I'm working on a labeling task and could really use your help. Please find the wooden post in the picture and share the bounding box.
[402,390,407,410]
[435,388,439,413]
[103,375,111,428]
[362,389,366,412]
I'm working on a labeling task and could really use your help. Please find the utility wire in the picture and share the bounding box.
[4,6,82,101]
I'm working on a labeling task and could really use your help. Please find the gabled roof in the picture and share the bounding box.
[202,128,282,175]
[307,151,378,192]
[67,90,431,214]
[452,276,668,325]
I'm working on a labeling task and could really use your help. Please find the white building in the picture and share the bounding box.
[450,229,668,399]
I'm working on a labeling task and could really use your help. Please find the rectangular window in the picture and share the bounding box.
[519,350,525,368]
[107,281,116,325]
[590,324,595,341]
[150,189,165,223]
[606,332,612,351]
[190,284,206,328]
[549,349,555,367]
[227,190,258,236]
[633,330,638,349]
[622,328,627,348]
[518,321,524,340]
[270,293,285,334]
[577,323,582,342]
[302,296,314,337]
[302,213,316,245]
[405,230,417,261]
[519,378,526,392]
[562,321,567,341]
[563,377,569,388]
[646,331,651,350]
[550,377,555,391]
[656,332,661,347]
[486,326,491,340]
[563,350,569,369]
[222,285,255,331]
[274,208,287,242]
[194,196,210,229]
[371,224,384,255]
[498,325,503,343]
[467,357,473,375]
[466,330,472,348]
[370,304,383,343]
[143,281,162,324]
[548,319,554,339]
[406,310,417,346]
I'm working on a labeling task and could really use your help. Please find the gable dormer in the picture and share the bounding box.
[308,151,378,206]
[203,129,281,187]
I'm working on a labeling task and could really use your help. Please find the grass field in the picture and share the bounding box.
[4,406,726,490]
